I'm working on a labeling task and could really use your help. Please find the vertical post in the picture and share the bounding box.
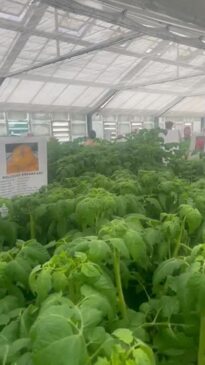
[27,112,31,134]
[201,117,205,132]
[87,113,92,137]
[154,116,159,129]
[5,112,9,136]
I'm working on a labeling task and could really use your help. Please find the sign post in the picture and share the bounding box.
[0,137,47,198]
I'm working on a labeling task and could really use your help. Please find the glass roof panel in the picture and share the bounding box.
[145,94,176,110]
[161,44,198,62]
[118,91,148,109]
[54,85,87,106]
[190,54,205,67]
[74,52,141,84]
[0,0,28,17]
[127,36,162,54]
[71,87,108,107]
[128,61,178,85]
[32,82,67,105]
[10,35,48,72]
[0,78,19,102]
[146,75,205,94]
[104,90,176,111]
[37,7,55,33]
[172,96,205,113]
[0,28,18,66]
[104,91,135,109]
[7,79,44,103]
[0,1,205,115]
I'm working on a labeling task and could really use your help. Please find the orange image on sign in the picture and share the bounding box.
[6,143,39,174]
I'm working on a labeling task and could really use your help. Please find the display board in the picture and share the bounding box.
[0,137,47,198]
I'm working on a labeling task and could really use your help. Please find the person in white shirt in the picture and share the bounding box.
[163,121,181,145]
[159,121,181,164]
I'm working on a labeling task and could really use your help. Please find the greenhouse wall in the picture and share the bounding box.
[0,111,203,141]
[0,111,87,142]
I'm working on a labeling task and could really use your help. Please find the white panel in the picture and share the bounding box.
[147,76,203,93]
[32,82,67,104]
[118,122,131,135]
[93,119,103,138]
[73,51,140,84]
[0,28,17,66]
[105,91,135,109]
[127,37,162,54]
[0,0,27,16]
[120,92,148,109]
[10,35,48,71]
[54,85,87,105]
[172,96,205,113]
[145,95,176,110]
[129,62,177,84]
[82,20,127,43]
[126,93,160,110]
[7,111,27,120]
[72,87,107,107]
[31,124,51,136]
[0,123,6,136]
[8,80,44,103]
[37,8,55,32]
[105,91,177,112]
[0,78,19,102]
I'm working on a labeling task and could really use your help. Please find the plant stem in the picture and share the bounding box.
[113,248,127,320]
[173,217,185,257]
[198,313,205,365]
[30,213,35,239]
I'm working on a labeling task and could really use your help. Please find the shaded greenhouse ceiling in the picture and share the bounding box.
[0,0,205,117]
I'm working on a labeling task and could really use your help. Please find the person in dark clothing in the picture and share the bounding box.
[84,130,97,146]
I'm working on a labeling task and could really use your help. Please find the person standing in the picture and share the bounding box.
[163,121,181,145]
[84,130,97,146]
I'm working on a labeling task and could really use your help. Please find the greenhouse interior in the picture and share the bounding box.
[2,1,205,365]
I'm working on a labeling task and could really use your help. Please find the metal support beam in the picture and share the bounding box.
[87,113,93,135]
[100,0,205,31]
[88,90,118,116]
[157,96,186,117]
[42,0,205,50]
[0,2,47,75]
[5,31,141,78]
[1,18,205,73]
[14,73,198,97]
[88,39,170,114]
[0,78,4,87]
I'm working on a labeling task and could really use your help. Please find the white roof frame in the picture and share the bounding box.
[0,0,205,116]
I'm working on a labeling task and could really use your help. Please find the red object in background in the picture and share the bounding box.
[195,136,205,151]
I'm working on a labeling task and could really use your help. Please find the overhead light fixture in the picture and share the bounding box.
[75,0,103,9]
[141,23,156,29]
[199,36,205,44]
[169,29,189,38]
[104,122,116,126]
[100,94,116,109]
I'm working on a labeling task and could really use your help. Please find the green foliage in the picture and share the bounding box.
[2,130,205,364]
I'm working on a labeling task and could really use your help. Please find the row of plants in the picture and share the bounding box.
[47,129,205,183]
[1,131,205,364]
